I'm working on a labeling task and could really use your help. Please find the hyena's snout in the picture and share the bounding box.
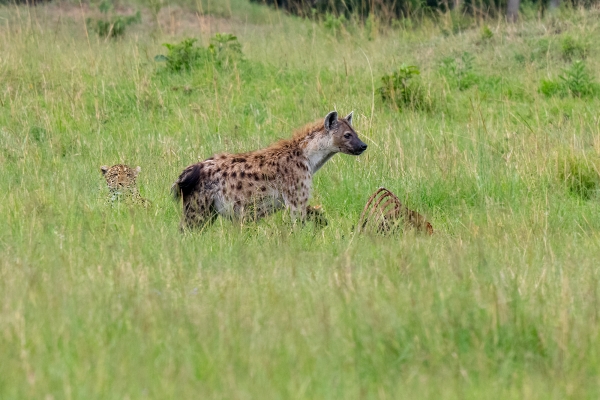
[339,132,368,155]
[351,138,368,155]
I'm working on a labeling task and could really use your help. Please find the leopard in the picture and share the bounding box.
[100,164,150,207]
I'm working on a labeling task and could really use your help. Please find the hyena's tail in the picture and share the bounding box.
[172,163,203,200]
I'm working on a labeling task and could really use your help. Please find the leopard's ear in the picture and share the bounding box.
[135,166,141,176]
[100,165,109,175]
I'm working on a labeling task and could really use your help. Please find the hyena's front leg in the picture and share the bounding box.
[306,205,328,227]
[281,189,309,223]
[278,170,313,223]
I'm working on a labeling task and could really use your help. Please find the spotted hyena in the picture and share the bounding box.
[172,111,367,230]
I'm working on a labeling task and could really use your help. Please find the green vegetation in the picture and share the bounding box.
[440,52,478,90]
[561,35,590,61]
[557,150,600,199]
[378,64,432,111]
[480,24,494,41]
[86,1,141,39]
[1,1,600,398]
[159,38,206,71]
[540,60,600,97]
[157,34,243,72]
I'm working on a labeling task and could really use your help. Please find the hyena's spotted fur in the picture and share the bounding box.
[172,111,367,230]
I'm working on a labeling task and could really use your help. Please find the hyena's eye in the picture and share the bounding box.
[344,132,352,139]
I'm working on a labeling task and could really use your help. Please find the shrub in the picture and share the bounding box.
[559,60,598,97]
[557,152,600,200]
[440,52,478,91]
[207,33,243,69]
[323,13,347,36]
[561,35,589,61]
[86,1,141,39]
[159,38,207,72]
[540,60,599,98]
[480,25,493,41]
[156,34,243,73]
[539,79,562,97]
[378,64,430,111]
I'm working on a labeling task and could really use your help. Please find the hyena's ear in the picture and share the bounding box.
[134,166,141,176]
[100,165,109,175]
[324,111,338,131]
[345,111,353,126]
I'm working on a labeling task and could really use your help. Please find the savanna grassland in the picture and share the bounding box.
[1,0,600,398]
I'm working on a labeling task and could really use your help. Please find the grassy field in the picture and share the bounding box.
[1,0,600,398]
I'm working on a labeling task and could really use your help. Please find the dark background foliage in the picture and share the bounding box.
[0,0,51,4]
[250,0,600,18]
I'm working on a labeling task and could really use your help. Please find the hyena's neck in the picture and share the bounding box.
[305,149,336,174]
[295,128,337,174]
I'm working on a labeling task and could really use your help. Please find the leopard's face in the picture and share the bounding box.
[100,164,150,207]
[100,164,141,192]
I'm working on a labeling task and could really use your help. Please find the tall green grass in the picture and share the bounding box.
[1,2,600,398]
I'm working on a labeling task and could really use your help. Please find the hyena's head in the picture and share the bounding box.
[324,111,367,156]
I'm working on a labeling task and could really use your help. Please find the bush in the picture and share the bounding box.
[85,0,142,38]
[156,34,243,73]
[539,79,562,97]
[439,52,478,91]
[88,13,141,39]
[159,38,207,72]
[323,13,347,35]
[540,61,599,98]
[86,1,141,39]
[480,25,493,41]
[557,152,600,200]
[378,64,431,111]
[208,33,243,69]
[561,35,589,61]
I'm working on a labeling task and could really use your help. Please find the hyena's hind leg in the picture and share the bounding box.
[180,192,218,232]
